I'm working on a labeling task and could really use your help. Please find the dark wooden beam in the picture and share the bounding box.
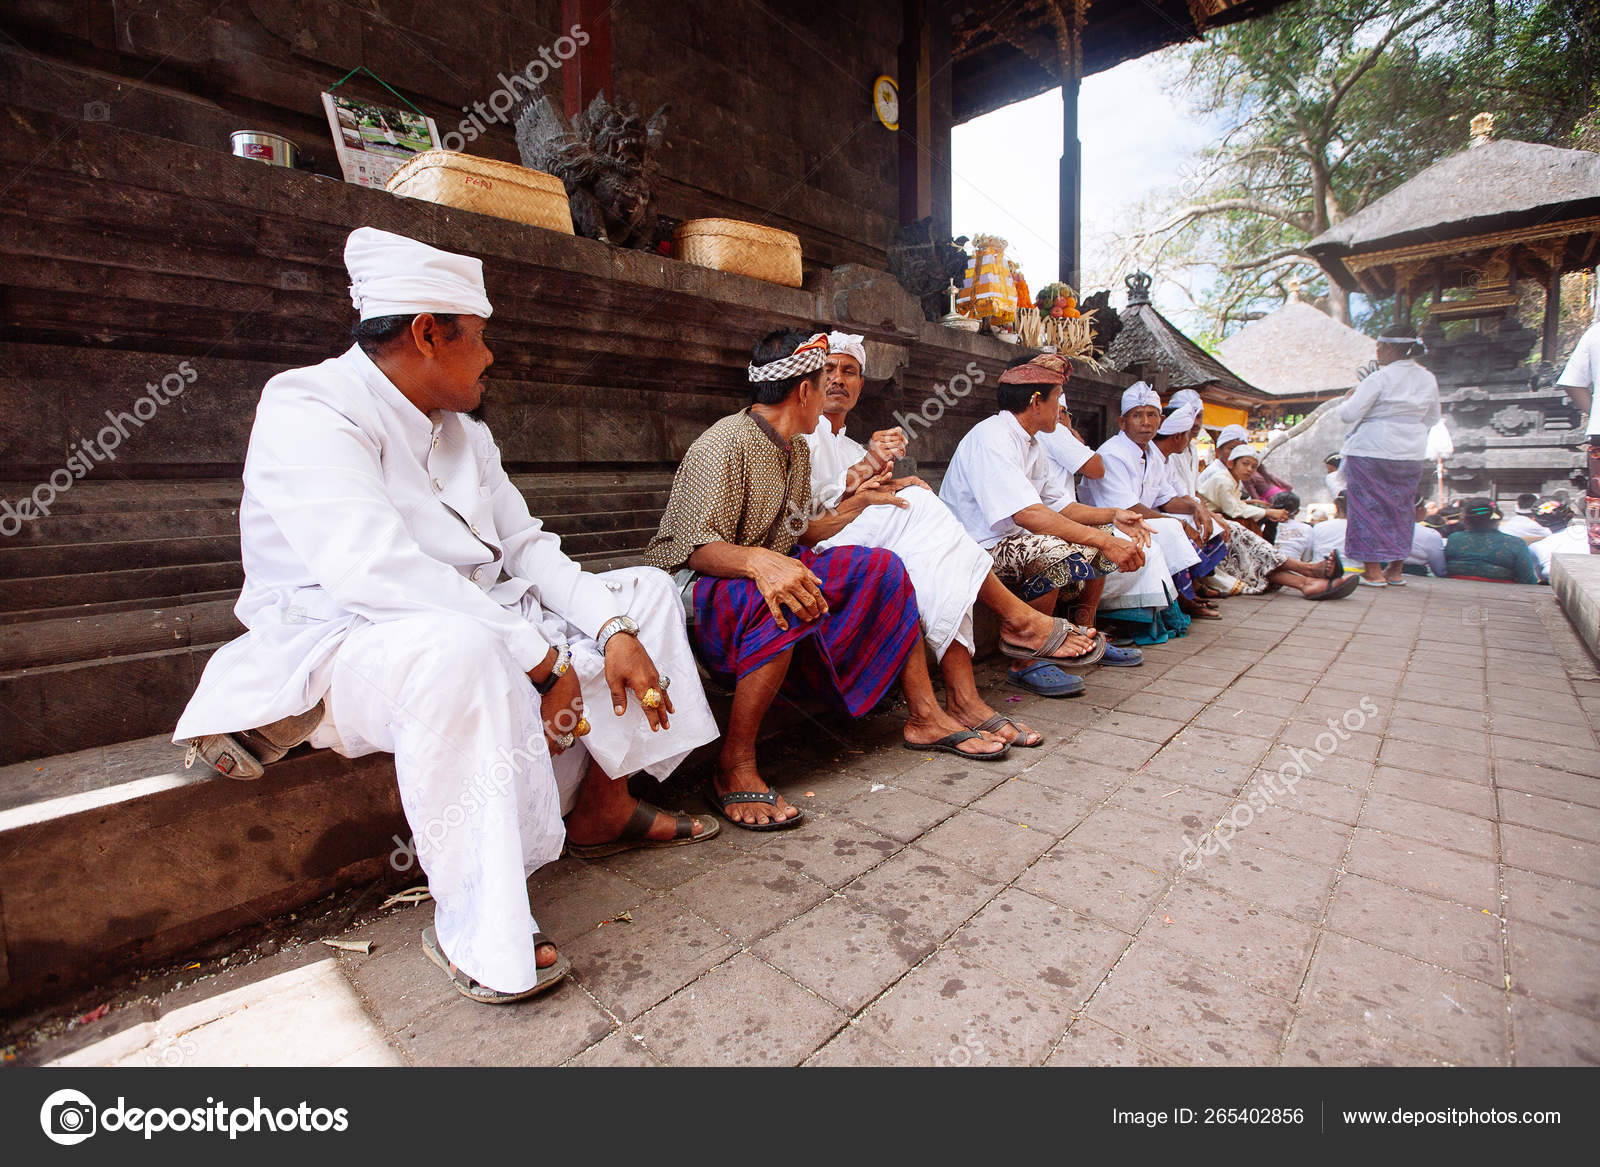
[562,0,613,118]
[1542,264,1562,364]
[1059,76,1080,286]
[898,0,926,227]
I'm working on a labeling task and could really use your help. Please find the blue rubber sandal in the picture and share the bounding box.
[1099,644,1144,667]
[1005,661,1086,698]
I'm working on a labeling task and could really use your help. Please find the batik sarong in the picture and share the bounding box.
[1344,455,1426,563]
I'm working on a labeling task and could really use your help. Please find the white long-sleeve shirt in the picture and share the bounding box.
[1338,359,1441,461]
[1197,459,1267,520]
[175,345,620,740]
[803,415,869,509]
[1557,322,1600,437]
[940,411,1072,549]
[1078,431,1175,511]
[1036,426,1096,504]
[1405,522,1448,576]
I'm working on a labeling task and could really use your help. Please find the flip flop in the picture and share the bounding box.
[1356,576,1387,588]
[1005,660,1086,698]
[972,713,1043,748]
[422,924,568,1004]
[1000,617,1107,667]
[1329,550,1344,577]
[1310,574,1362,600]
[565,800,720,859]
[702,780,806,831]
[903,729,1011,760]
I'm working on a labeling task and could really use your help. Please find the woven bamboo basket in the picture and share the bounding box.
[386,151,574,234]
[674,218,802,287]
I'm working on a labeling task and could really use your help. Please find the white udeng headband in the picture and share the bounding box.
[748,334,829,382]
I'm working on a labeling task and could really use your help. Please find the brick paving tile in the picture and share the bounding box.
[718,810,900,890]
[1023,840,1171,933]
[752,895,936,1012]
[1344,828,1499,908]
[1152,880,1318,999]
[842,845,1003,939]
[630,953,847,1066]
[1499,824,1600,887]
[916,807,1057,880]
[1508,922,1600,1019]
[835,784,960,843]
[801,1020,907,1066]
[1502,867,1600,943]
[670,851,833,943]
[562,895,737,1021]
[565,1028,662,1067]
[948,888,1128,1006]
[1325,874,1502,985]
[969,775,1093,836]
[1368,766,1495,818]
[1492,762,1600,809]
[1187,839,1337,923]
[1084,938,1295,1065]
[397,979,615,1067]
[1358,791,1497,858]
[854,946,1076,1066]
[1498,789,1600,844]
[1045,1020,1178,1065]
[1227,804,1353,866]
[1509,999,1600,1066]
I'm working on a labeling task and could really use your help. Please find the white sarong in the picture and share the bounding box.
[307,566,717,995]
[815,486,991,660]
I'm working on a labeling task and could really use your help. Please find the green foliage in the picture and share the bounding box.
[1112,0,1600,337]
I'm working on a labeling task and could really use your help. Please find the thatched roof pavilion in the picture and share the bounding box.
[1215,296,1376,408]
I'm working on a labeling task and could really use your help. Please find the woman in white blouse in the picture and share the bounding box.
[1337,337,1441,586]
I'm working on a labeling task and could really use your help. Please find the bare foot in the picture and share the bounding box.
[946,696,1041,747]
[999,610,1098,657]
[711,758,800,826]
[904,710,1006,756]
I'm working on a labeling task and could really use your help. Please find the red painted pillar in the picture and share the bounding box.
[561,0,613,119]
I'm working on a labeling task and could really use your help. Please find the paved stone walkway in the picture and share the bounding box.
[34,578,1600,1066]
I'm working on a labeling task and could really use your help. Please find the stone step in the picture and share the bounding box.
[0,534,241,579]
[0,599,241,670]
[1,506,242,549]
[0,561,244,614]
[0,588,242,627]
[0,736,408,1011]
[0,641,219,766]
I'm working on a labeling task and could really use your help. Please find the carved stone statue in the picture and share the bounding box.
[1078,289,1120,357]
[514,86,668,249]
[888,218,970,322]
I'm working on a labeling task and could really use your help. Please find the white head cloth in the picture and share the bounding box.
[1225,442,1259,463]
[1167,388,1203,412]
[1120,381,1161,415]
[827,331,866,371]
[1215,423,1249,449]
[1158,401,1200,436]
[344,227,493,322]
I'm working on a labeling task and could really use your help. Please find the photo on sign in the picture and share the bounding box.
[321,91,440,189]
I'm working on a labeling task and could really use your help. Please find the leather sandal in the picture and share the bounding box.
[904,728,1011,760]
[422,924,568,1004]
[565,800,720,859]
[1000,616,1107,666]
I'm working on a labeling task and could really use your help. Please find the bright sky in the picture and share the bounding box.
[951,52,1217,330]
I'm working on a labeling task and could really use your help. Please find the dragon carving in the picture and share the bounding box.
[514,86,669,249]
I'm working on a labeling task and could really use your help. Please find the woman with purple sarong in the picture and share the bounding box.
[1338,336,1440,587]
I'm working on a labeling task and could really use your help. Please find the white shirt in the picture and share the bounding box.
[1325,468,1347,498]
[803,415,869,509]
[1499,513,1548,541]
[1036,425,1096,498]
[1531,522,1590,581]
[1338,359,1441,461]
[940,411,1071,549]
[1079,431,1175,511]
[1406,522,1447,576]
[1310,517,1347,560]
[1198,459,1267,521]
[1557,322,1600,436]
[1166,444,1200,497]
[174,345,619,740]
[1276,518,1313,562]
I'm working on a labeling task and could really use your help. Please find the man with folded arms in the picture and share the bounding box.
[175,227,720,1005]
[940,353,1156,695]
[645,328,1015,829]
[802,333,1102,745]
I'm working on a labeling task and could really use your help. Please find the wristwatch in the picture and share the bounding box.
[532,644,571,694]
[596,615,639,654]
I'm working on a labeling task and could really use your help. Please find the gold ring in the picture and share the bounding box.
[642,688,663,709]
[574,717,591,737]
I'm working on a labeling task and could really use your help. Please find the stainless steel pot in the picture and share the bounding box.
[231,130,299,168]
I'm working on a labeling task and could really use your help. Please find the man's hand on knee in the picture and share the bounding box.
[537,668,585,755]
[604,633,673,731]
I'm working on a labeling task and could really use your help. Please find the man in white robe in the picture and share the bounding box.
[804,334,1108,739]
[174,227,720,1003]
[1079,384,1221,618]
[940,354,1157,686]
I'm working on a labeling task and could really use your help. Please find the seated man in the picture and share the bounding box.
[1401,498,1448,577]
[1445,498,1540,583]
[803,333,1108,746]
[1528,499,1587,582]
[1311,493,1350,561]
[175,228,720,1005]
[1198,438,1293,540]
[1037,397,1105,487]
[1079,385,1229,624]
[1272,492,1315,563]
[1499,493,1549,543]
[940,353,1159,688]
[644,328,1014,830]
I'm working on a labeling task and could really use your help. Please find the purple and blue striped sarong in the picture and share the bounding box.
[1345,455,1425,563]
[692,546,919,717]
[1174,533,1229,599]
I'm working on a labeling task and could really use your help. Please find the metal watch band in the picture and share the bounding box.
[596,615,638,655]
[532,644,571,694]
